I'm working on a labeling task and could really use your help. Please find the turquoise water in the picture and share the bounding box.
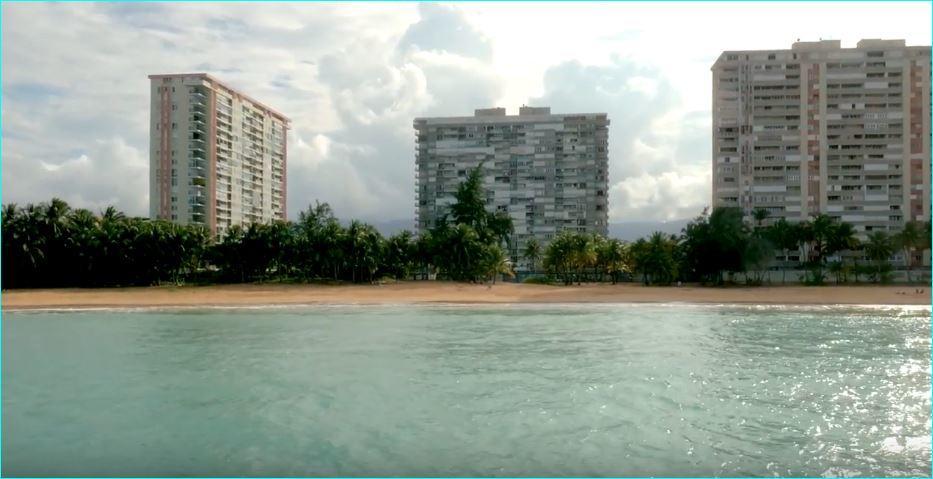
[2,304,930,477]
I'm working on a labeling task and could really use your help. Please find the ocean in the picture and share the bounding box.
[3,304,930,476]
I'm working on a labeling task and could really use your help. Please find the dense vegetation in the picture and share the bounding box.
[1,166,513,289]
[3,168,929,289]
[539,207,930,286]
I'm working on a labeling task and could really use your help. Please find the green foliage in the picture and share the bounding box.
[864,231,895,284]
[2,198,210,288]
[794,214,859,285]
[426,165,515,282]
[765,217,800,284]
[522,239,542,272]
[743,234,774,284]
[629,232,679,285]
[679,207,756,284]
[752,208,770,228]
[4,194,917,290]
[894,220,926,282]
[382,231,416,280]
[596,237,629,284]
[542,231,605,285]
[1,199,411,288]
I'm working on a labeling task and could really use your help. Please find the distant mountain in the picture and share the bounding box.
[362,218,691,241]
[357,219,415,237]
[608,219,691,241]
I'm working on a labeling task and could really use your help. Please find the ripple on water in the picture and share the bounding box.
[2,303,930,477]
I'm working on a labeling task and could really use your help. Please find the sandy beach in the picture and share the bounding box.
[2,282,929,310]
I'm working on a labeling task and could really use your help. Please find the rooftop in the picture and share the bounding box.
[148,72,290,125]
[712,38,929,67]
[415,106,608,124]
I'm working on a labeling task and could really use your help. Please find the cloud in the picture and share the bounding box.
[2,3,507,224]
[397,3,493,61]
[288,4,503,220]
[5,3,927,224]
[529,57,710,221]
[4,137,149,214]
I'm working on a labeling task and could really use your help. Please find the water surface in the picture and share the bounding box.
[3,304,930,476]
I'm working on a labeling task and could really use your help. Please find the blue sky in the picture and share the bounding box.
[2,2,930,223]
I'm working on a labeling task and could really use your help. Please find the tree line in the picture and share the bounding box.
[3,165,929,288]
[532,207,930,286]
[2,167,515,289]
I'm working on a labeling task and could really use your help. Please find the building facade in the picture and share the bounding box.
[149,73,288,237]
[415,107,609,268]
[712,39,930,239]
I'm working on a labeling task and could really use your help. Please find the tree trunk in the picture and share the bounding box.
[904,247,912,283]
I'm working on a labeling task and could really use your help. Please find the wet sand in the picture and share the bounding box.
[3,282,929,310]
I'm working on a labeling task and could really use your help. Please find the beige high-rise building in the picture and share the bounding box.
[415,107,609,269]
[712,39,930,240]
[149,73,289,236]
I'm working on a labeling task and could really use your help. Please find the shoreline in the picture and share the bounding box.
[3,282,929,310]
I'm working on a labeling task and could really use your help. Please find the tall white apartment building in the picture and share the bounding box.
[712,39,930,237]
[415,107,609,268]
[149,73,289,236]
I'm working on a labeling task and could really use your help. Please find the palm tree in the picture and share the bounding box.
[743,234,773,284]
[543,231,576,285]
[345,221,383,283]
[597,238,628,284]
[100,205,126,224]
[483,244,513,284]
[808,214,835,263]
[894,220,924,283]
[629,238,650,285]
[2,204,24,287]
[631,232,678,286]
[865,231,894,283]
[800,214,847,284]
[42,197,71,238]
[752,208,769,229]
[441,223,484,282]
[828,222,858,283]
[522,239,542,273]
[383,230,416,280]
[766,218,799,284]
[570,233,597,284]
[67,208,100,285]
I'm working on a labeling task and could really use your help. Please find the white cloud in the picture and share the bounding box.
[5,137,148,214]
[2,2,930,224]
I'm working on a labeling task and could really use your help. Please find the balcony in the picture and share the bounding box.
[189,103,208,114]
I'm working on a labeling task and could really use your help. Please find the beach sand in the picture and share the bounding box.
[2,282,930,310]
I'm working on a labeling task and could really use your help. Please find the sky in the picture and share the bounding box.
[2,2,930,224]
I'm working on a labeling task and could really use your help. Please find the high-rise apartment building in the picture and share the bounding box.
[149,73,289,236]
[712,39,930,238]
[415,107,609,268]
